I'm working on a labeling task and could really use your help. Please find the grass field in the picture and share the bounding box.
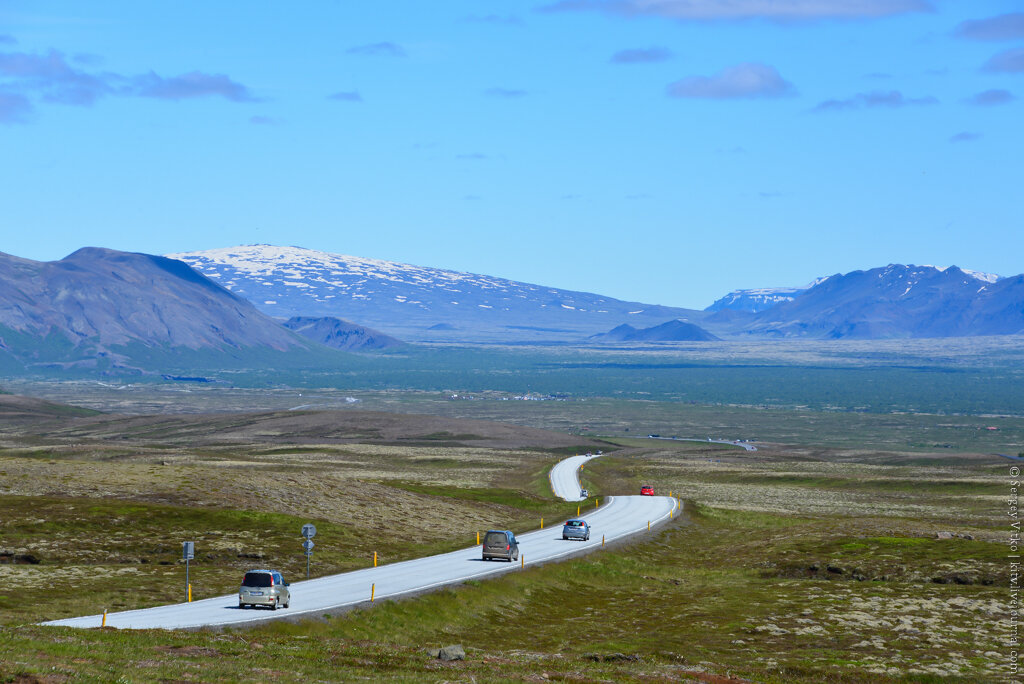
[0,398,1013,682]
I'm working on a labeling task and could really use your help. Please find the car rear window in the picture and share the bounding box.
[566,520,584,527]
[484,532,508,545]
[242,572,273,587]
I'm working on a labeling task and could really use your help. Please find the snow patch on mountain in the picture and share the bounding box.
[166,244,699,343]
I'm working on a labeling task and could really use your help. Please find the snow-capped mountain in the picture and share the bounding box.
[166,245,701,342]
[706,268,1001,314]
[735,264,1023,339]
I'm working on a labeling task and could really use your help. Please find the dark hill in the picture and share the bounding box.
[592,319,719,342]
[283,317,405,351]
[0,248,315,369]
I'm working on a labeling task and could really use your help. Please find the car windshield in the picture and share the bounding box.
[242,572,273,587]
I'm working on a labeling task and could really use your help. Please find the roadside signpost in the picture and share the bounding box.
[182,541,195,600]
[301,524,316,579]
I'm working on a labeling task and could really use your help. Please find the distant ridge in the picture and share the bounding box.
[737,264,1024,339]
[592,319,720,342]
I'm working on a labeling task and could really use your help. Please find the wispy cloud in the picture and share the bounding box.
[954,13,1024,41]
[983,47,1024,73]
[812,90,938,111]
[0,47,258,123]
[0,35,16,45]
[540,0,932,22]
[327,90,363,102]
[0,49,111,105]
[456,153,488,160]
[463,14,523,26]
[132,71,256,102]
[966,88,1014,106]
[346,42,406,58]
[668,62,794,99]
[484,87,527,98]
[0,91,32,123]
[249,115,281,126]
[611,47,672,64]
[949,131,981,143]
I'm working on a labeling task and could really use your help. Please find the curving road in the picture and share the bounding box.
[43,454,678,630]
[548,452,599,501]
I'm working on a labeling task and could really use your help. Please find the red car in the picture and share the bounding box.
[640,486,655,496]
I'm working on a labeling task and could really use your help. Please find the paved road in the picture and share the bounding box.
[646,435,757,452]
[44,455,677,630]
[548,452,599,501]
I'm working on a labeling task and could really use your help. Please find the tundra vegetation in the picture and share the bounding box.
[0,392,1012,682]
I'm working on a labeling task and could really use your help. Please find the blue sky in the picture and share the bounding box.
[1,1,1021,309]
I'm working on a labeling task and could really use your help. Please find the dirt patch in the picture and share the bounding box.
[154,645,221,657]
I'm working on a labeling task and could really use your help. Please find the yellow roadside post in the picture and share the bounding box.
[669,490,672,498]
[521,555,524,569]
[596,498,599,508]
[101,609,107,627]
[648,520,651,531]
[374,551,378,567]
[602,534,605,547]
[541,517,544,529]
[188,584,192,603]
[476,531,480,545]
[370,583,375,602]
[670,508,673,519]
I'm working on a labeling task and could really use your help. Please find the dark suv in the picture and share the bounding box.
[482,530,519,562]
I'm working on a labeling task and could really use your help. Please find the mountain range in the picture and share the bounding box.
[1,246,1022,376]
[172,245,1023,342]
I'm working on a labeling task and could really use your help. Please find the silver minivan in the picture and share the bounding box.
[562,519,591,541]
[239,569,291,610]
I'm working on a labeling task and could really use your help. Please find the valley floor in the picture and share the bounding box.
[0,396,1013,682]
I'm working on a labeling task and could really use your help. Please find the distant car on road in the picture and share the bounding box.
[562,519,591,541]
[239,569,290,610]
[482,530,520,562]
[640,485,655,496]
[580,488,589,498]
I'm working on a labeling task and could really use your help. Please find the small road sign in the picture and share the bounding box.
[301,523,317,539]
[182,541,195,598]
[302,537,315,579]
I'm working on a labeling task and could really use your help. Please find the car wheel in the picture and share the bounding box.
[271,599,278,611]
[562,535,567,540]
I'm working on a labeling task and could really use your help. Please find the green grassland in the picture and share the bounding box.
[0,409,1013,683]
